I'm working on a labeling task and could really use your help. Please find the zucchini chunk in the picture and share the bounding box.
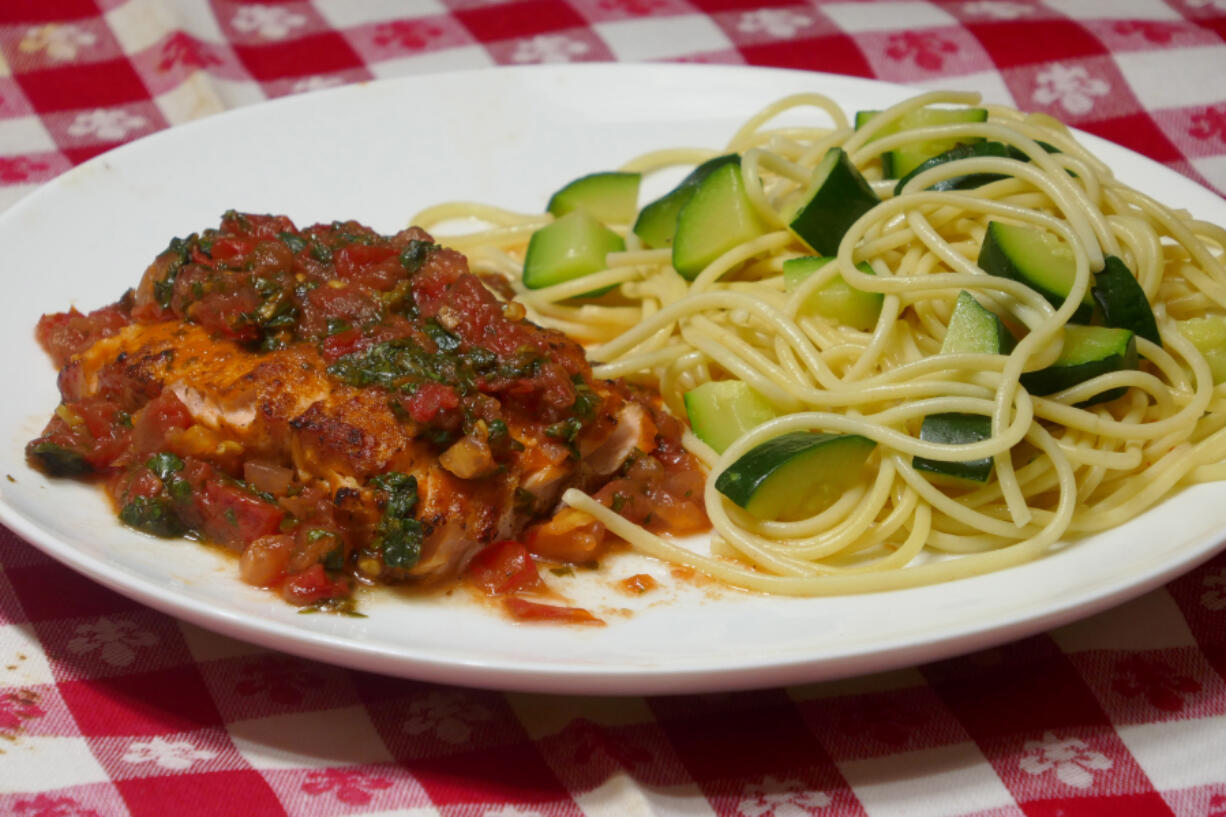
[856,107,989,178]
[782,256,882,331]
[1176,315,1226,383]
[547,171,642,225]
[715,431,876,521]
[940,290,1014,355]
[978,221,1095,322]
[786,148,880,256]
[684,381,777,454]
[912,413,994,484]
[672,162,767,281]
[893,140,1064,195]
[1092,255,1161,347]
[523,210,625,292]
[1019,324,1137,404]
[632,154,740,249]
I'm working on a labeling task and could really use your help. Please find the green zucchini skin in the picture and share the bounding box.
[893,140,1063,195]
[672,162,766,280]
[546,171,642,224]
[1092,255,1161,347]
[714,431,876,521]
[522,209,624,294]
[978,221,1095,322]
[684,381,776,454]
[787,148,879,256]
[1019,324,1137,404]
[632,154,740,249]
[912,413,994,483]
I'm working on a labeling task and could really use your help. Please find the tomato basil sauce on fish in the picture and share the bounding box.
[27,212,708,618]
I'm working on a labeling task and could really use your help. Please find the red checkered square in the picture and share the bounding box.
[198,653,361,722]
[853,25,997,82]
[342,15,476,64]
[796,685,971,762]
[259,764,432,814]
[924,636,1112,738]
[1163,784,1226,817]
[359,683,532,761]
[455,0,589,41]
[736,32,873,76]
[968,17,1108,68]
[234,31,367,82]
[39,100,166,150]
[651,690,842,783]
[566,0,693,24]
[1021,792,1177,817]
[8,562,142,622]
[0,571,28,626]
[59,666,223,736]
[117,768,286,817]
[37,610,196,682]
[484,27,615,63]
[0,531,55,569]
[1078,112,1186,163]
[1152,105,1226,160]
[0,784,133,817]
[0,0,101,25]
[16,56,150,112]
[411,744,571,807]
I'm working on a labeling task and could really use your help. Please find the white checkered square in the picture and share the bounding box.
[0,737,111,793]
[1042,0,1183,21]
[0,623,56,688]
[167,0,228,43]
[153,74,227,126]
[1114,45,1226,110]
[576,776,715,817]
[1116,714,1226,789]
[821,1,957,33]
[1191,155,1226,198]
[0,116,58,155]
[105,0,177,54]
[315,0,447,28]
[176,621,264,664]
[838,742,1015,817]
[228,706,393,770]
[1050,590,1196,652]
[595,14,731,62]
[367,44,494,78]
[206,76,269,109]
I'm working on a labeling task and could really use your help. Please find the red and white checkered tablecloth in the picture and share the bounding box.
[3,1,1226,815]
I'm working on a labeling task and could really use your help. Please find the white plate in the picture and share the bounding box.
[2,64,1225,695]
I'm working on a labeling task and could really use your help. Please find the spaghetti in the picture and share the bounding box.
[412,90,1226,596]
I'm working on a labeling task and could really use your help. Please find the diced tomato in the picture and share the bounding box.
[129,391,193,456]
[465,540,542,596]
[35,302,131,367]
[400,383,460,424]
[503,597,604,626]
[208,236,256,265]
[319,327,363,362]
[199,479,284,550]
[334,244,400,290]
[279,563,349,606]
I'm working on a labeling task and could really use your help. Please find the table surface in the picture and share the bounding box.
[2,1,1226,815]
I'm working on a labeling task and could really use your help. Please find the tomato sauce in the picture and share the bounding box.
[27,212,709,616]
